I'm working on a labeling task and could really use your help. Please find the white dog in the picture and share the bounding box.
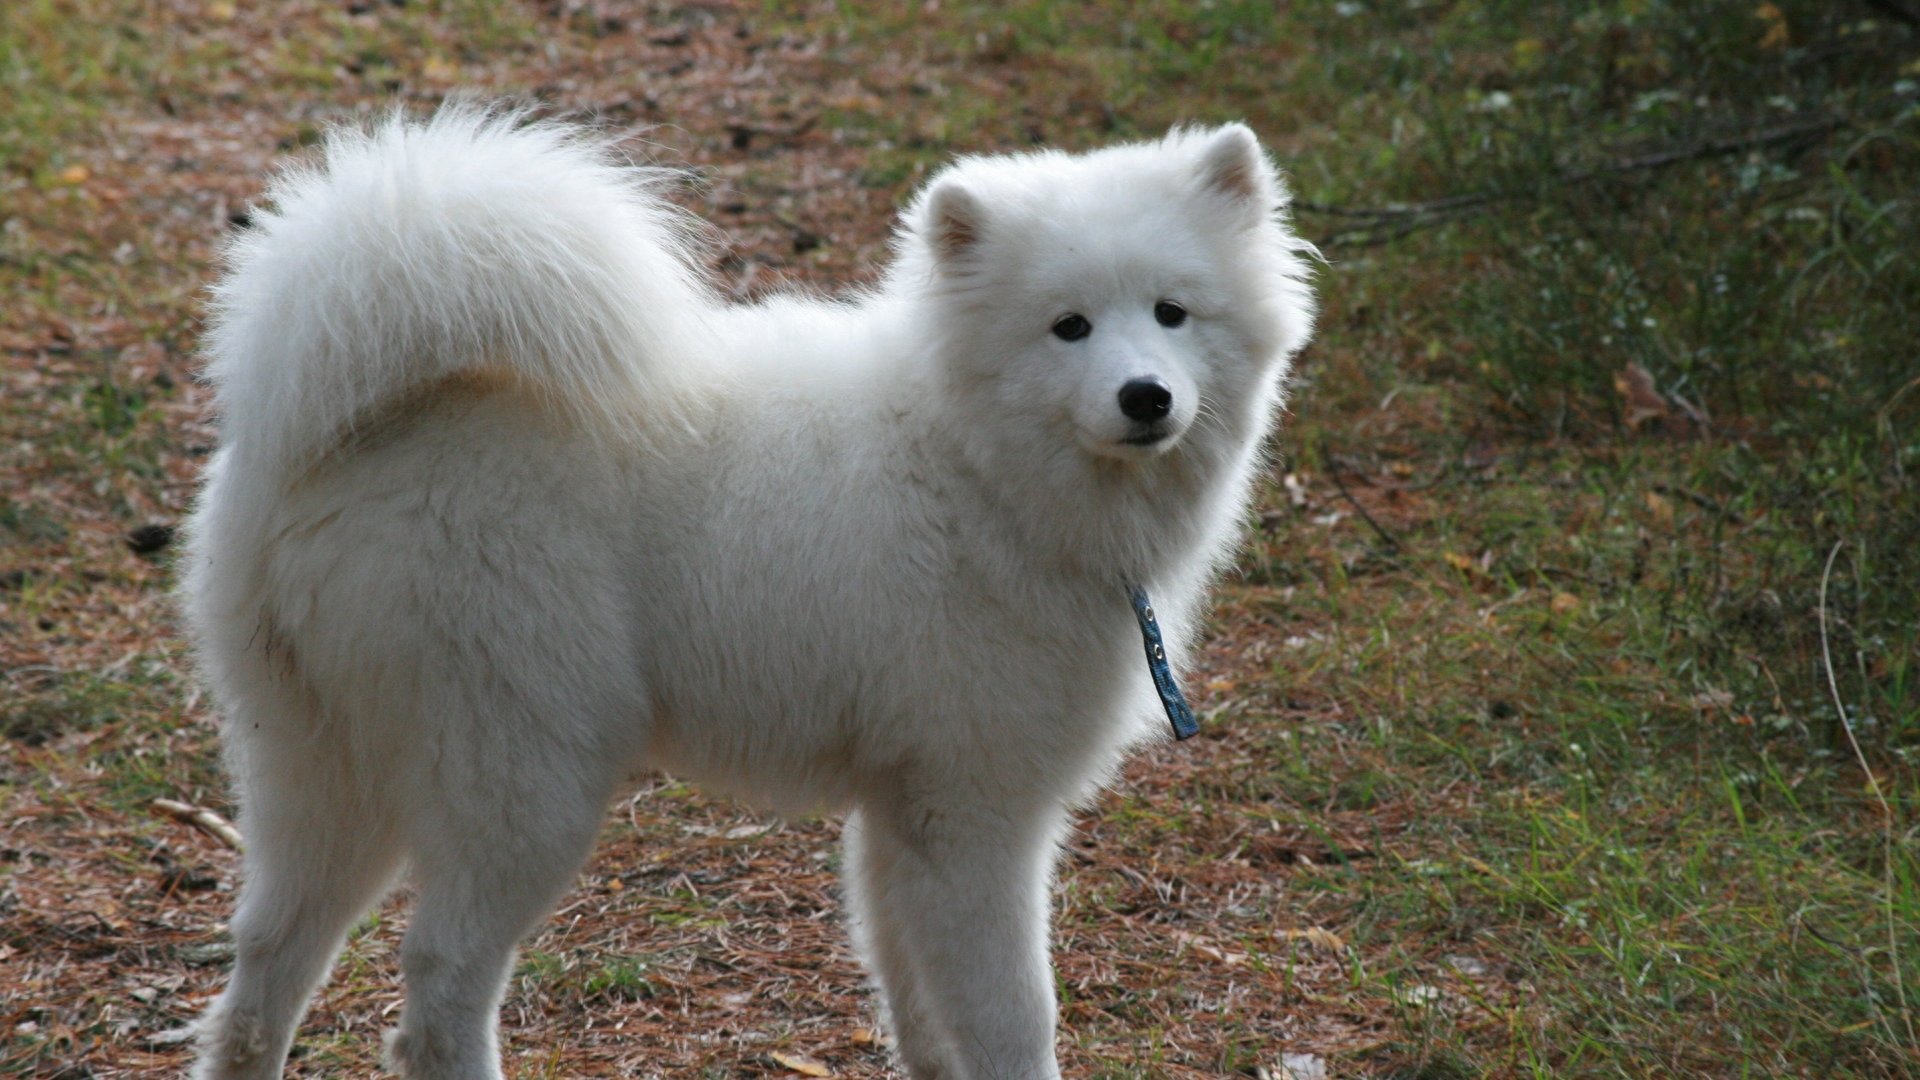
[180,107,1314,1080]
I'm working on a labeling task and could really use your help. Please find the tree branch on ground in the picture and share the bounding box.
[1297,115,1843,247]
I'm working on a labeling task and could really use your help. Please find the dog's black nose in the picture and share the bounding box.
[1117,377,1173,422]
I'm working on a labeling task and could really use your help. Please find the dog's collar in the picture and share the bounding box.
[1127,586,1199,740]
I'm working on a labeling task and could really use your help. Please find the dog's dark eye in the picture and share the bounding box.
[1154,300,1188,328]
[1052,314,1092,342]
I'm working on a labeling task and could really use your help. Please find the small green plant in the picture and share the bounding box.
[515,949,657,1010]
[83,369,145,437]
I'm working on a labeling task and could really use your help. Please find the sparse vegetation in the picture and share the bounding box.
[3,1,1915,1077]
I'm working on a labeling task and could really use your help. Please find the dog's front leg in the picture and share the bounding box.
[848,795,1066,1080]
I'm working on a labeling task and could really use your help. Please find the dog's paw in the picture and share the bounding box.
[188,1006,269,1080]
[382,1026,421,1077]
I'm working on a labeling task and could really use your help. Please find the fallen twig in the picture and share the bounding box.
[1297,115,1843,246]
[152,797,244,852]
[1650,483,1741,523]
[1819,541,1914,1048]
[1321,455,1403,556]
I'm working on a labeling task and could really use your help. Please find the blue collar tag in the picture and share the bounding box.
[1127,586,1199,741]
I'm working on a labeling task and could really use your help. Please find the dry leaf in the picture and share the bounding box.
[1171,929,1248,966]
[848,1028,876,1045]
[1756,3,1790,48]
[1305,926,1345,952]
[1613,364,1667,431]
[1281,926,1346,953]
[1645,490,1674,524]
[770,1051,834,1077]
[1692,689,1733,711]
[1282,471,1310,508]
[1278,1051,1329,1080]
[1445,954,1489,976]
[146,1027,197,1047]
[1394,984,1442,1007]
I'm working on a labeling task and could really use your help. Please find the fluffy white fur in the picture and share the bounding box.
[181,106,1314,1080]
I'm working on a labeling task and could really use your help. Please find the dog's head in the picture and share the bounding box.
[899,124,1315,465]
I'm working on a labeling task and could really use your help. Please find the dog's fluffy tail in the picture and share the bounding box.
[203,105,712,471]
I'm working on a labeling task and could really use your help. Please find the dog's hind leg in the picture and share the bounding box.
[192,709,405,1080]
[850,795,1067,1080]
[384,722,621,1080]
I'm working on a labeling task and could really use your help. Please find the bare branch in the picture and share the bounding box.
[1296,115,1843,247]
[152,797,245,851]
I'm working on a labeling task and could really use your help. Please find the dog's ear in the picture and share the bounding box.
[923,180,986,265]
[1194,124,1279,218]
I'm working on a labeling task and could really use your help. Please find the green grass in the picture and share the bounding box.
[517,950,660,1010]
[1244,8,1920,1068]
[3,660,225,811]
[1224,430,1917,1073]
